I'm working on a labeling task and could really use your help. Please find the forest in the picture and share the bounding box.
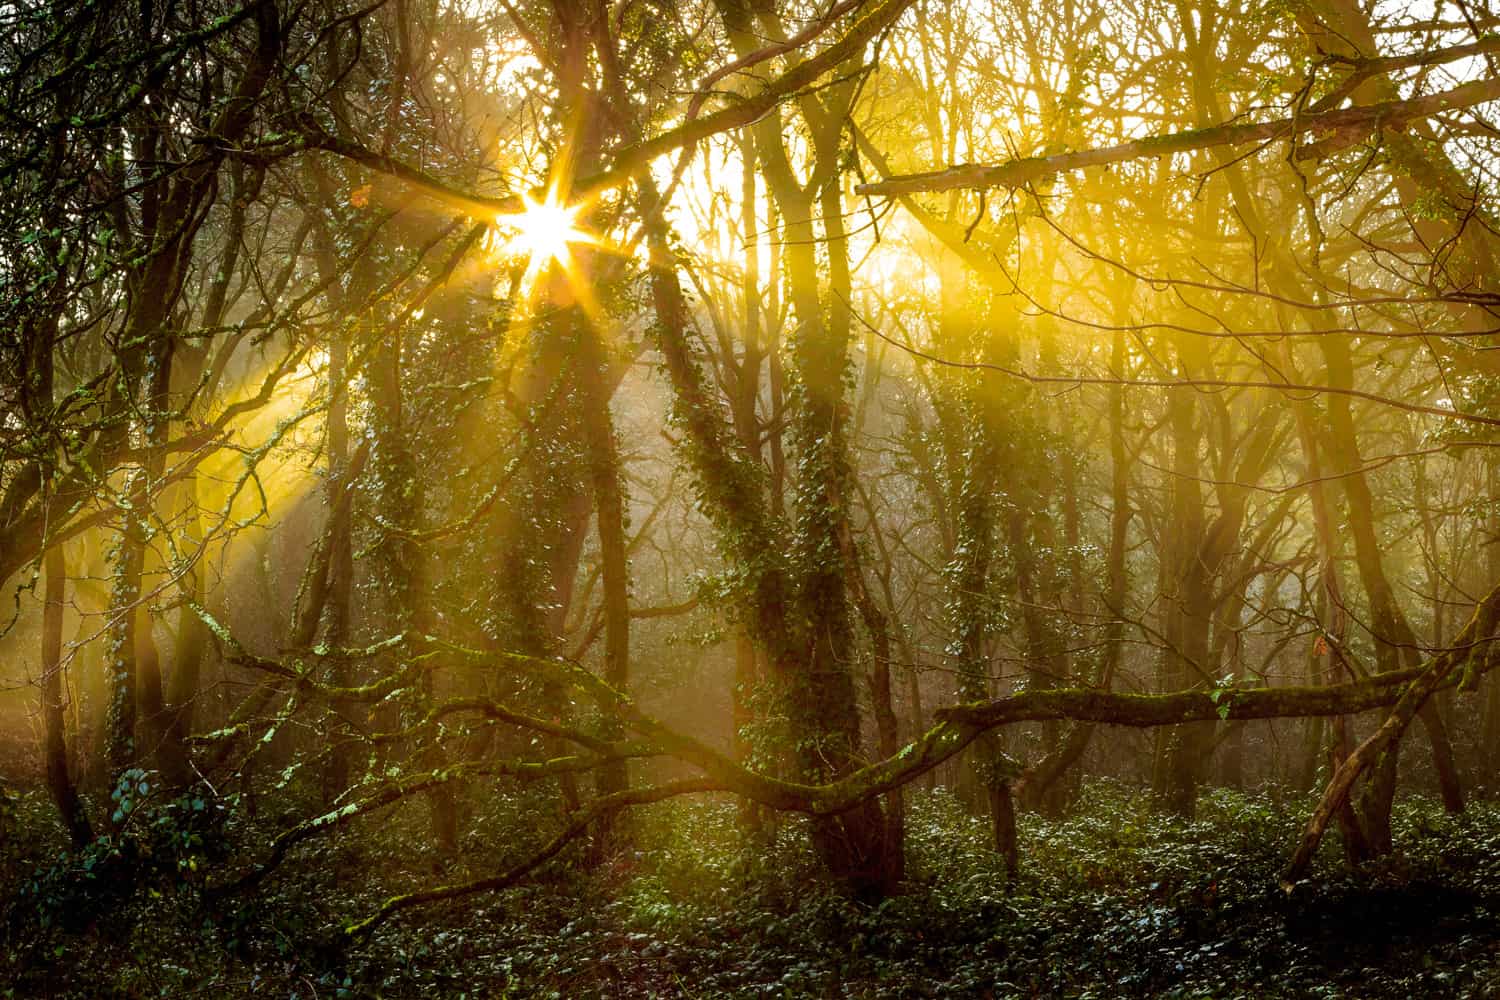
[2,0,1500,995]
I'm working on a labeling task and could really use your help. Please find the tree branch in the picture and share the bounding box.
[299,0,914,215]
[855,77,1500,197]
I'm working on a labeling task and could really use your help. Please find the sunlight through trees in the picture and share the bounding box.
[3,0,1500,992]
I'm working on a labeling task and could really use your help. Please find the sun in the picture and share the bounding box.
[501,194,591,265]
[487,185,614,323]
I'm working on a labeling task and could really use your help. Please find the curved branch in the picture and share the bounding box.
[212,755,605,895]
[343,778,724,939]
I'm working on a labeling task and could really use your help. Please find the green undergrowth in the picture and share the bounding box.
[4,780,1500,998]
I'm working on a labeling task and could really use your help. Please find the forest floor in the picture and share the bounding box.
[3,778,1499,998]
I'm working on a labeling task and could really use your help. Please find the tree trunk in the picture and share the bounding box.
[139,337,192,789]
[1319,334,1464,819]
[577,307,633,851]
[846,547,906,887]
[1486,457,1500,779]
[1153,352,1214,817]
[163,470,208,789]
[320,337,357,803]
[991,780,1019,880]
[105,481,146,783]
[43,545,92,848]
[370,303,457,852]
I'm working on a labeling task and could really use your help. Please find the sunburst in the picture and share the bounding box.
[490,182,613,326]
[501,192,592,266]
